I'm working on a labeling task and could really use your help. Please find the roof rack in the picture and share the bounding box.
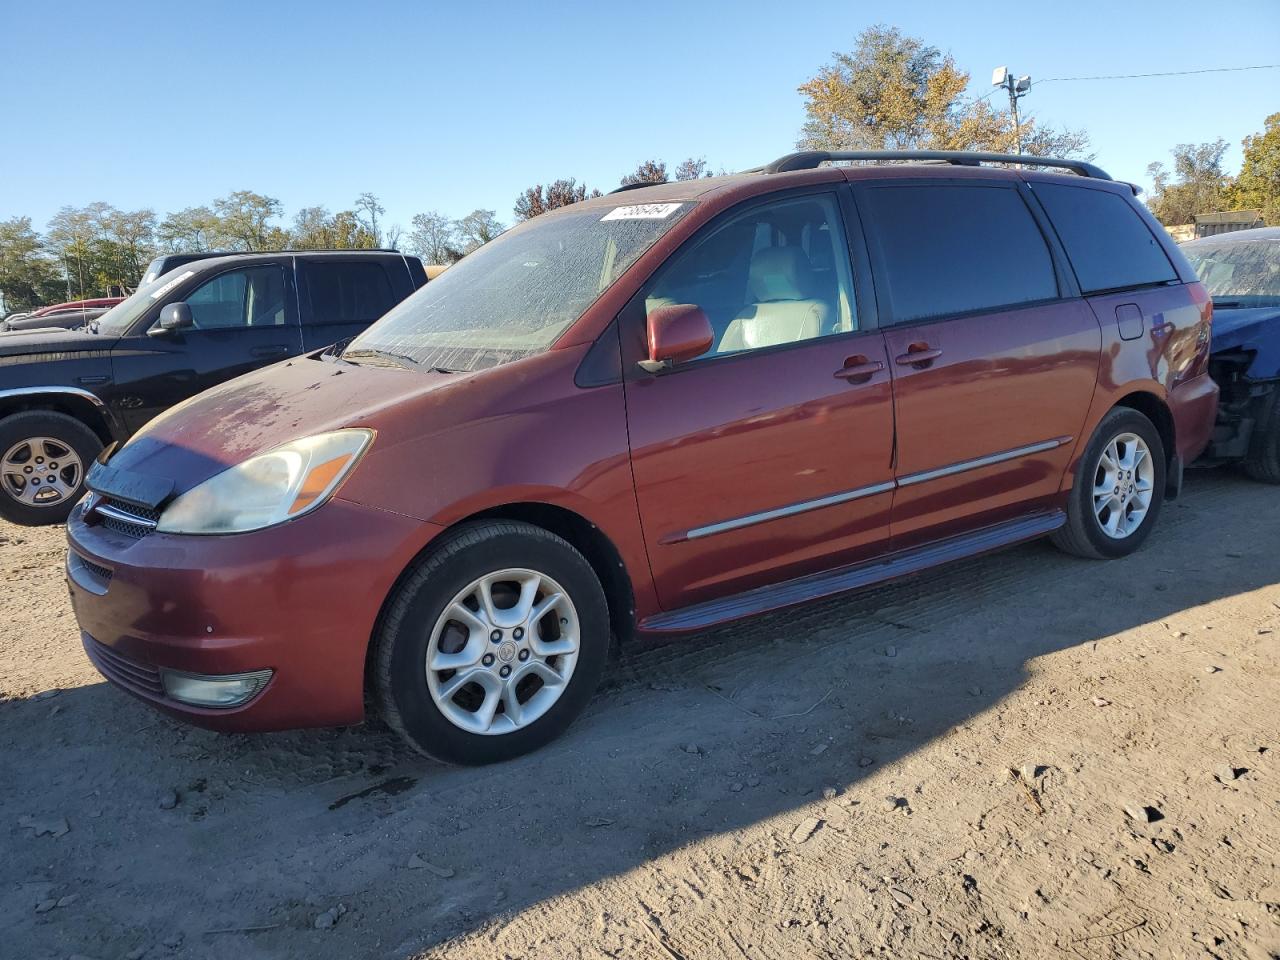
[761,150,1112,181]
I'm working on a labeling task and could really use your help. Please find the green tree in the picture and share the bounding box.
[212,190,286,251]
[513,178,599,221]
[797,25,1089,158]
[408,211,456,264]
[1224,112,1280,226]
[0,217,63,312]
[290,206,378,249]
[158,206,219,252]
[1145,140,1230,226]
[450,209,504,260]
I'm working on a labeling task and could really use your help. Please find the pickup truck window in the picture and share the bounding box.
[302,261,396,325]
[187,267,287,329]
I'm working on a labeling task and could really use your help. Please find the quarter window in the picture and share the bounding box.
[1034,183,1177,294]
[863,184,1058,324]
[643,193,858,359]
[184,266,286,329]
[303,261,396,325]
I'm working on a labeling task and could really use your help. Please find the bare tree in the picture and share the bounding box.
[354,193,386,246]
[408,211,456,264]
[452,210,504,259]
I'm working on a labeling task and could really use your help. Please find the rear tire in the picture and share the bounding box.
[372,520,610,765]
[1243,388,1280,484]
[1052,407,1166,560]
[0,411,102,526]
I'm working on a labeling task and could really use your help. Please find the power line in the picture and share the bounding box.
[1033,63,1280,86]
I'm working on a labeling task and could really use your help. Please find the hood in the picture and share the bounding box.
[1211,305,1280,378]
[108,354,467,492]
[0,326,112,356]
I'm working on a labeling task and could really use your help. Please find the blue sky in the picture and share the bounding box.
[3,0,1277,236]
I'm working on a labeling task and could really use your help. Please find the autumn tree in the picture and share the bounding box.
[673,157,710,181]
[1145,140,1231,226]
[620,160,669,186]
[513,178,600,221]
[1224,112,1280,226]
[797,25,1089,158]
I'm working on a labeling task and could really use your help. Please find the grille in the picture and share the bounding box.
[82,634,164,699]
[68,551,112,591]
[95,498,160,539]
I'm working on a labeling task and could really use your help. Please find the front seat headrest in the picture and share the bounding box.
[748,246,813,302]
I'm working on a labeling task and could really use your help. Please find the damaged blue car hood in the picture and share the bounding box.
[1213,306,1280,379]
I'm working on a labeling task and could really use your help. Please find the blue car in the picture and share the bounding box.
[1183,227,1280,481]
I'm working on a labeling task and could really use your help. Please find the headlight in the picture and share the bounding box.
[156,429,373,534]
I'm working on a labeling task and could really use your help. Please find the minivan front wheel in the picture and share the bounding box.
[1052,407,1166,560]
[0,411,102,526]
[373,520,609,764]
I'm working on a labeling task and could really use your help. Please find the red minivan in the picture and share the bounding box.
[66,151,1218,764]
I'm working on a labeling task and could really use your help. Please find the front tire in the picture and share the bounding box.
[372,520,610,765]
[0,411,102,526]
[1243,388,1280,484]
[1052,407,1166,560]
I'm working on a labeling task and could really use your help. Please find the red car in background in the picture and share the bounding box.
[66,151,1218,764]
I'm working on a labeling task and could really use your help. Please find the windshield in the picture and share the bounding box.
[1183,237,1280,306]
[345,202,693,372]
[95,268,198,335]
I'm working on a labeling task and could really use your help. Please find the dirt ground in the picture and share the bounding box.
[2,469,1278,960]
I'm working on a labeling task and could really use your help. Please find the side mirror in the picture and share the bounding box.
[639,304,713,373]
[153,302,193,335]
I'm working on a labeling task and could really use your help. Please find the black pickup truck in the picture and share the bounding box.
[0,250,426,525]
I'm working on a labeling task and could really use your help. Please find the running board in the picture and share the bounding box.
[638,510,1066,634]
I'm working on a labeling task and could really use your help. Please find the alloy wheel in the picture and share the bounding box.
[1,437,84,508]
[1092,432,1154,539]
[425,568,580,735]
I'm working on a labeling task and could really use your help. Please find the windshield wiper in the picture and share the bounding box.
[339,347,420,370]
[1211,299,1243,308]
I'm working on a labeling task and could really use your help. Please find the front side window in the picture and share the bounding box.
[642,193,858,358]
[863,183,1058,324]
[303,261,395,325]
[1035,183,1177,295]
[184,267,286,329]
[347,202,693,373]
[1182,236,1280,306]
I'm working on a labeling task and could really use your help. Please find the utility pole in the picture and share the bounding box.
[992,67,1031,155]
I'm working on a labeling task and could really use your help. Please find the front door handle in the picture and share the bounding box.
[833,356,885,382]
[894,344,942,368]
[251,345,290,358]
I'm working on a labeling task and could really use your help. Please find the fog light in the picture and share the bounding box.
[160,668,273,708]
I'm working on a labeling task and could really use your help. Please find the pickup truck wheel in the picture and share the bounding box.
[373,520,610,765]
[1243,388,1280,484]
[1052,407,1166,560]
[0,411,102,526]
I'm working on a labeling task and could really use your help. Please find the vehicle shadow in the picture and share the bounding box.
[2,468,1275,959]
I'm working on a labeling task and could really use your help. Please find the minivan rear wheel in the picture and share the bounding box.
[1052,407,1166,560]
[372,520,610,765]
[0,411,102,526]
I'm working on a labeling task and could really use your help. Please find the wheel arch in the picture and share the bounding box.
[1112,390,1175,467]
[0,388,116,446]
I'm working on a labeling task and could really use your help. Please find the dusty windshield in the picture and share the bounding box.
[95,268,198,336]
[345,202,692,372]
[1183,237,1280,306]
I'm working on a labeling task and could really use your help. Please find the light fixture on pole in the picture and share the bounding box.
[992,66,1032,156]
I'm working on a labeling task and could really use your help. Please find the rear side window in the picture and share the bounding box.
[1034,183,1177,294]
[303,261,395,325]
[863,184,1058,324]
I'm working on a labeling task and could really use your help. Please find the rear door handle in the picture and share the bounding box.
[834,356,885,382]
[894,346,942,368]
[251,345,290,358]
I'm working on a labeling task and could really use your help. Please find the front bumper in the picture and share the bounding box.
[66,496,439,732]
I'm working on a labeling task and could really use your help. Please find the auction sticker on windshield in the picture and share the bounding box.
[601,203,684,221]
[149,271,196,300]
